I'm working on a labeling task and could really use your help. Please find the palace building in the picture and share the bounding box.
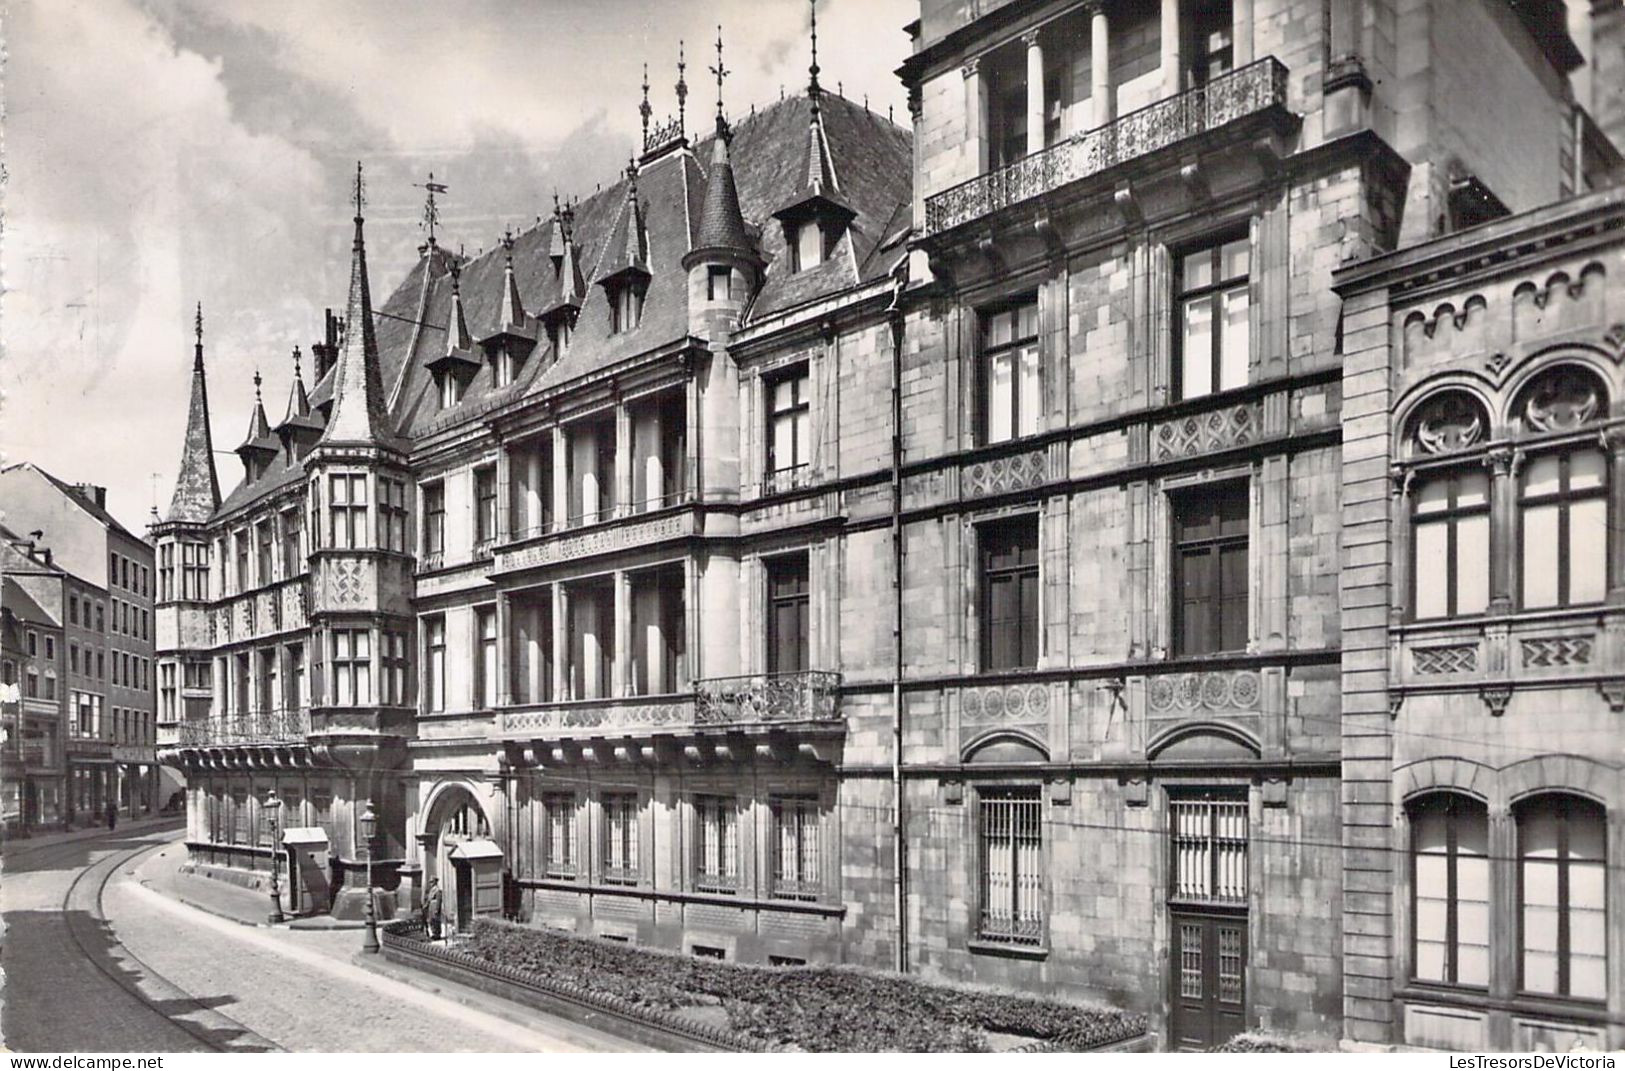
[156,0,1625,1051]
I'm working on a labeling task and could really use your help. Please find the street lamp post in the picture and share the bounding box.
[263,787,285,924]
[359,803,379,953]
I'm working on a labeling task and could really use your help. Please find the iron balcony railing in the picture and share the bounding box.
[694,670,843,725]
[924,57,1290,235]
[176,707,311,746]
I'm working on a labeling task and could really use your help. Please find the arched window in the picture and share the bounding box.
[1513,367,1610,609]
[1410,793,1489,987]
[1406,393,1492,620]
[1516,794,1606,1000]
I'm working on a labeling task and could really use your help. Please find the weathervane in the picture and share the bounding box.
[809,0,822,111]
[414,171,448,247]
[711,26,730,136]
[640,64,653,147]
[676,40,688,136]
[352,161,366,220]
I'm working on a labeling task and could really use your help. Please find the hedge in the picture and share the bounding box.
[450,918,1145,1052]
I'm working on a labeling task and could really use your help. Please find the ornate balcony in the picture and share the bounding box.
[176,707,311,746]
[492,500,698,575]
[695,670,842,724]
[923,57,1291,236]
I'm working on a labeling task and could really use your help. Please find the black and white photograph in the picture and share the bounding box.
[1,0,1623,1057]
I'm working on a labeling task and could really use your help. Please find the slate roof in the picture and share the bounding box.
[204,91,911,522]
[18,465,147,544]
[1,578,56,629]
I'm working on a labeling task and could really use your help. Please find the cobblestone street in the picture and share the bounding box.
[0,825,633,1052]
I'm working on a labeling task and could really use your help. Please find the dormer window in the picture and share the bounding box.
[494,346,518,388]
[547,316,573,354]
[610,280,646,334]
[791,222,825,273]
[437,370,465,410]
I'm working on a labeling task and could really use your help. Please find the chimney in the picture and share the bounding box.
[312,308,341,380]
[73,483,108,509]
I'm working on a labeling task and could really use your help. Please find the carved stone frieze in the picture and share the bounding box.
[960,682,1050,724]
[1146,670,1261,714]
[1152,404,1258,460]
[962,450,1046,499]
[1520,635,1594,668]
[1411,644,1478,675]
[495,513,689,573]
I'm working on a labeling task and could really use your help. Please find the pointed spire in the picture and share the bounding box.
[244,370,272,443]
[446,263,475,355]
[688,26,758,270]
[166,303,221,523]
[774,2,854,230]
[322,162,393,445]
[500,228,527,329]
[281,346,311,425]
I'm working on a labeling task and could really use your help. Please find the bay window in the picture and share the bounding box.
[329,474,368,550]
[330,628,371,706]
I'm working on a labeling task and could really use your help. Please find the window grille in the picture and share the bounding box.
[978,787,1043,945]
[1170,795,1248,904]
[771,796,821,901]
[543,792,576,879]
[601,793,639,885]
[694,795,738,894]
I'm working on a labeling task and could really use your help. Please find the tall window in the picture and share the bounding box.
[707,266,732,302]
[257,521,275,585]
[979,786,1043,945]
[1173,485,1249,655]
[1522,449,1607,609]
[285,645,305,710]
[980,515,1040,671]
[182,542,209,600]
[476,607,497,709]
[331,629,371,706]
[1410,793,1489,987]
[423,616,446,712]
[979,298,1039,444]
[421,482,445,561]
[601,793,640,885]
[543,792,577,879]
[1187,0,1235,86]
[474,466,498,550]
[766,366,811,490]
[438,368,464,410]
[694,795,738,894]
[610,283,645,334]
[234,533,249,593]
[1176,236,1250,400]
[766,554,810,674]
[330,474,368,550]
[379,478,408,553]
[158,547,174,602]
[1413,470,1490,619]
[771,795,821,901]
[281,511,302,575]
[1518,795,1606,1000]
[381,630,408,706]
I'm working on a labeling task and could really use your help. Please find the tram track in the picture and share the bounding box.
[2,828,280,1053]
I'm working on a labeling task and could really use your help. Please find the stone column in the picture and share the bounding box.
[1160,0,1181,97]
[1487,449,1517,615]
[1087,0,1112,128]
[526,446,543,536]
[1389,470,1413,626]
[614,405,632,520]
[551,427,569,530]
[962,57,986,175]
[613,572,631,698]
[1024,29,1045,155]
[1233,0,1255,66]
[551,583,567,701]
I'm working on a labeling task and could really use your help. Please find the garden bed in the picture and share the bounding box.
[387,918,1145,1052]
[1212,1032,1323,1053]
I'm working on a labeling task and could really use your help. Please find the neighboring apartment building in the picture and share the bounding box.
[0,464,163,818]
[153,0,1623,1051]
[0,529,68,830]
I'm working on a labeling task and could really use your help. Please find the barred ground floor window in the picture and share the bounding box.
[977,786,1043,946]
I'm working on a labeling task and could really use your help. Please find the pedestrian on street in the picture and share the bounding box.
[422,877,443,940]
[105,800,117,832]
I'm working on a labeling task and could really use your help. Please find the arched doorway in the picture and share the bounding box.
[421,784,491,935]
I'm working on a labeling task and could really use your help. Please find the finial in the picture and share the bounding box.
[809,0,821,111]
[292,345,302,380]
[194,302,203,344]
[253,368,263,401]
[502,227,515,259]
[676,40,688,135]
[450,258,462,289]
[639,63,652,147]
[352,161,366,221]
[416,171,447,247]
[711,25,730,137]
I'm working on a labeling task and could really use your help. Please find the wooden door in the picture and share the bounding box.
[1169,912,1247,1050]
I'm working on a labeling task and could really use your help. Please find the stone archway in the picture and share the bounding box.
[419,783,491,935]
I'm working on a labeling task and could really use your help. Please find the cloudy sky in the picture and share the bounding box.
[2,0,914,534]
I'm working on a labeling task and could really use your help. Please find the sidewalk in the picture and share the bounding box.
[0,813,182,855]
[134,837,365,930]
